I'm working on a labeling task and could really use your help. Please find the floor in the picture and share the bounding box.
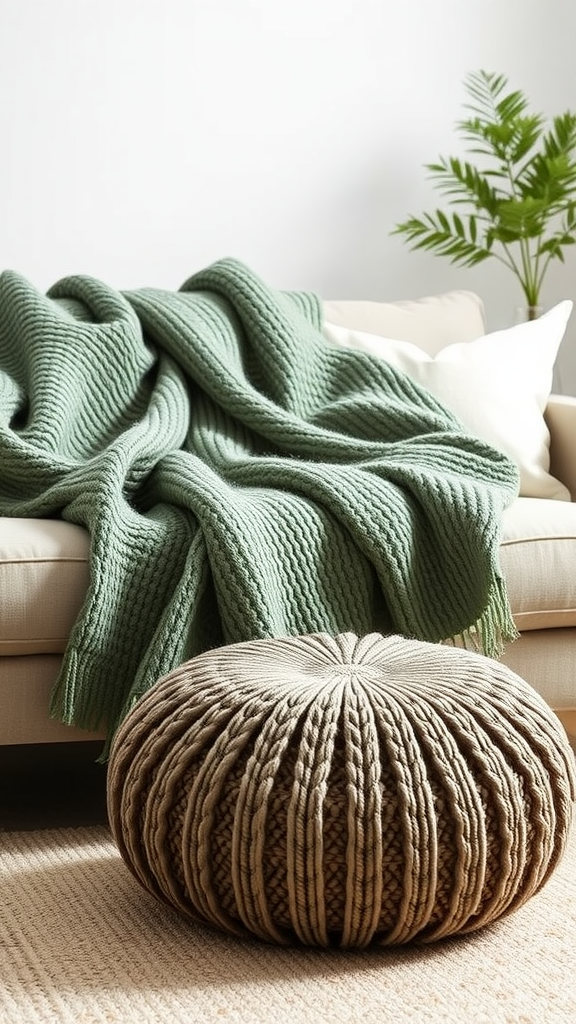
[0,741,109,830]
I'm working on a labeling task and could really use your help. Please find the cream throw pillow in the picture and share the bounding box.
[323,301,573,501]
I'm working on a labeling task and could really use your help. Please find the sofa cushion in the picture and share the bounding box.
[323,302,573,502]
[1,499,575,654]
[500,497,576,630]
[0,518,89,655]
[323,290,486,354]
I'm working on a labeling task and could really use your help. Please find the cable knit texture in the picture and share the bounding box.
[0,259,519,741]
[107,632,576,948]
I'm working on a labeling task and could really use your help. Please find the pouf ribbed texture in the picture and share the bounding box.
[107,632,576,949]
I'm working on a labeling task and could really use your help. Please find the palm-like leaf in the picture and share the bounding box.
[393,69,576,309]
[425,157,500,214]
[392,212,492,267]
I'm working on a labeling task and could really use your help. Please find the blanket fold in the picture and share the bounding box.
[0,259,519,744]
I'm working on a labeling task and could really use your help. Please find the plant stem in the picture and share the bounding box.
[501,152,540,306]
[483,77,541,307]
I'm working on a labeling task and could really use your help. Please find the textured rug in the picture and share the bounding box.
[1,819,575,1024]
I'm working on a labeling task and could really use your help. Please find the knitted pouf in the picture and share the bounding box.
[107,632,575,949]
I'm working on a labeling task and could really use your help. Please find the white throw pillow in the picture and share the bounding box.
[323,301,573,501]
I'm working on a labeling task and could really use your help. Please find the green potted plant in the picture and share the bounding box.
[392,70,576,318]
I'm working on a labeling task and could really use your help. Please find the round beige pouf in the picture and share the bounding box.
[107,632,575,949]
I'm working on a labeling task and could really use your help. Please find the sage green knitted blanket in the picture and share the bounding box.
[0,259,519,742]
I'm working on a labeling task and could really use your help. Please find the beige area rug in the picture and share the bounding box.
[1,819,575,1024]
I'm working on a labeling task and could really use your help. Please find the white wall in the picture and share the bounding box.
[2,0,576,391]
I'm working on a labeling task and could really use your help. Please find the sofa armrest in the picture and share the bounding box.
[545,394,576,500]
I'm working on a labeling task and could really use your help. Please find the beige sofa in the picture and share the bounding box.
[1,289,575,746]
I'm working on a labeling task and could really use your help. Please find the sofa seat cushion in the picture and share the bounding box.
[1,498,575,655]
[500,497,576,630]
[0,518,89,655]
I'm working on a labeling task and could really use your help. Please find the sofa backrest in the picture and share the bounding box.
[322,291,486,355]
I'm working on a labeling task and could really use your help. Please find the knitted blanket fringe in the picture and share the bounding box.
[0,259,519,746]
